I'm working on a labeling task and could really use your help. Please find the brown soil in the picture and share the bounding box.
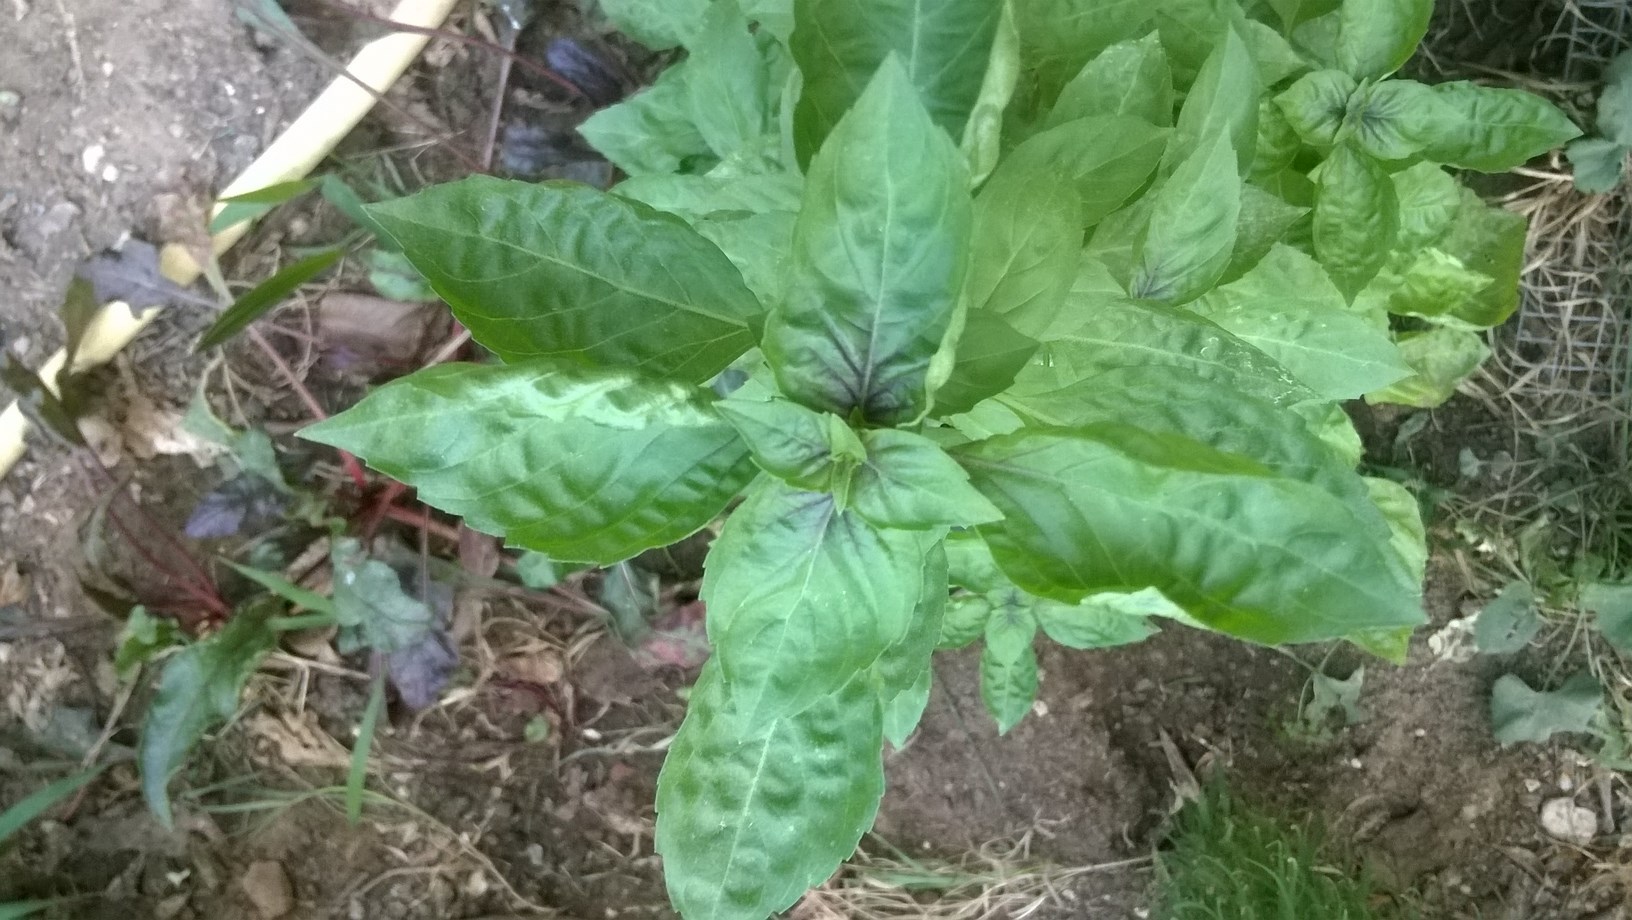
[3,2,1629,920]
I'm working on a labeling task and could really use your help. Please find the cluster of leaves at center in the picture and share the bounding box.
[298,0,1582,917]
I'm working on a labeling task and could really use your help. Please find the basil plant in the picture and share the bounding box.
[303,0,1579,916]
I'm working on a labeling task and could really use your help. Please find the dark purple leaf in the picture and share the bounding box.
[75,239,202,308]
[184,474,288,539]
[388,578,457,711]
[545,38,624,106]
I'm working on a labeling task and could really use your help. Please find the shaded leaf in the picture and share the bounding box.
[851,429,1003,530]
[210,179,319,234]
[1132,132,1242,304]
[114,607,183,678]
[1365,327,1489,408]
[1313,144,1397,299]
[0,765,106,844]
[600,560,661,643]
[1566,138,1627,194]
[1581,583,1632,653]
[196,249,343,351]
[1048,33,1173,129]
[184,474,288,540]
[1490,672,1602,746]
[1474,582,1539,654]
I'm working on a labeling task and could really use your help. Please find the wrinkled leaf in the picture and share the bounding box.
[1366,327,1489,408]
[1419,82,1583,172]
[716,396,865,493]
[1313,144,1397,299]
[1335,0,1430,79]
[1276,68,1358,147]
[1132,132,1241,304]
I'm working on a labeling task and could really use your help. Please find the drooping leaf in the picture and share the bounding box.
[1313,144,1398,299]
[1418,82,1583,172]
[851,429,1003,530]
[764,57,973,425]
[1373,249,1494,331]
[789,0,1003,164]
[967,161,1082,338]
[140,610,277,827]
[1132,131,1241,304]
[1430,188,1527,330]
[995,115,1170,229]
[715,396,866,493]
[1033,595,1160,649]
[1335,0,1431,80]
[1275,68,1358,147]
[1165,26,1259,174]
[1365,327,1489,408]
[960,0,1021,185]
[1192,245,1411,399]
[302,362,756,564]
[931,310,1039,417]
[882,666,932,749]
[366,178,761,384]
[196,249,343,351]
[704,478,930,726]
[1473,581,1540,655]
[595,0,709,49]
[656,665,885,920]
[1490,672,1602,746]
[980,595,1037,734]
[955,427,1423,645]
[688,0,769,158]
[1047,32,1174,129]
[579,63,714,174]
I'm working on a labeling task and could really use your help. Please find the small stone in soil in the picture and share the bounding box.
[1539,797,1597,845]
[240,860,295,919]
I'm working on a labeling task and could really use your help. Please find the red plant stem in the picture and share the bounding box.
[245,326,369,491]
[360,480,410,540]
[380,503,461,543]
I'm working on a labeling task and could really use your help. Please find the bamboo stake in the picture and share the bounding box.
[0,0,460,479]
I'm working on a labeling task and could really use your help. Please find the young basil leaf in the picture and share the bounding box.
[614,172,805,218]
[1392,161,1462,249]
[578,62,713,175]
[1335,0,1431,80]
[1365,477,1427,586]
[596,0,709,49]
[946,529,1006,594]
[998,115,1170,228]
[141,610,277,828]
[656,662,885,920]
[1225,185,1309,281]
[1035,296,1319,409]
[1265,0,1341,32]
[851,429,1004,530]
[1253,97,1304,181]
[1165,26,1259,175]
[1193,245,1411,399]
[873,541,950,696]
[1345,79,1444,161]
[980,598,1038,734]
[705,478,931,726]
[1132,132,1241,305]
[301,362,756,564]
[715,396,865,493]
[687,0,768,159]
[1365,327,1489,408]
[1276,69,1359,147]
[960,0,1021,185]
[1047,32,1174,129]
[1417,82,1583,172]
[932,310,1040,417]
[955,426,1424,645]
[941,593,994,649]
[790,0,1003,165]
[1313,144,1398,300]
[967,162,1082,337]
[882,667,933,748]
[367,178,761,384]
[1033,595,1159,649]
[765,57,973,425]
[1374,249,1494,330]
[1566,138,1628,194]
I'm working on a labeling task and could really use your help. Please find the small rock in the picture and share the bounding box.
[82,143,104,175]
[153,893,190,920]
[240,861,294,918]
[0,90,19,125]
[1540,797,1597,845]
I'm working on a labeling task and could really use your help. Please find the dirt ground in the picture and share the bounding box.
[2,1,1631,919]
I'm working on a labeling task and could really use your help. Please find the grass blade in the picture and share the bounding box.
[196,248,343,351]
[0,764,106,843]
[348,670,386,824]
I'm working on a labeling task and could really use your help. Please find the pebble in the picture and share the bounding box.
[1539,797,1597,845]
[239,860,294,919]
[0,90,19,125]
[81,143,104,175]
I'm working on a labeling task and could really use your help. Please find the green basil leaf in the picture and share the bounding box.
[931,310,1040,417]
[1597,51,1632,145]
[1225,185,1309,281]
[998,115,1170,228]
[1193,244,1411,399]
[1014,0,1152,104]
[1365,327,1489,408]
[1132,131,1241,304]
[1276,69,1358,147]
[960,0,1021,185]
[656,662,884,920]
[368,178,760,383]
[688,0,769,158]
[941,593,994,648]
[1335,0,1431,79]
[1240,18,1309,87]
[946,530,1006,594]
[716,397,865,493]
[873,540,950,699]
[578,63,713,174]
[765,57,973,425]
[301,362,756,564]
[1431,188,1527,329]
[1047,32,1174,129]
[1253,97,1304,181]
[1392,161,1462,249]
[1036,295,1318,408]
[1346,79,1444,160]
[596,0,709,49]
[1034,595,1160,649]
[1366,477,1428,586]
[790,0,1003,164]
[980,604,1037,733]
[1374,249,1494,330]
[693,210,798,308]
[1313,144,1398,299]
[968,162,1082,337]
[705,478,931,725]
[141,611,276,827]
[955,427,1423,644]
[1418,82,1583,172]
[1265,0,1340,31]
[1566,138,1628,194]
[1165,26,1259,175]
[852,429,1004,529]
[883,667,933,748]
